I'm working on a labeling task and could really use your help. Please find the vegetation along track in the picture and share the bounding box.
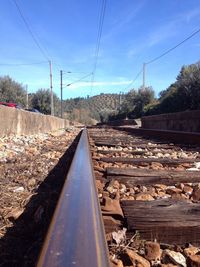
[36,126,200,267]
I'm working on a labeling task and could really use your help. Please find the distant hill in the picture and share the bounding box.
[62,93,125,124]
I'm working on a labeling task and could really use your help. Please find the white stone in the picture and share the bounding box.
[165,250,186,267]
[13,186,25,193]
[112,228,126,245]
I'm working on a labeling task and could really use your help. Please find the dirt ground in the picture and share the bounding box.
[0,127,80,267]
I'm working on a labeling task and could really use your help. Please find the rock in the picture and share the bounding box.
[164,250,186,267]
[176,183,185,190]
[102,191,110,198]
[184,246,199,257]
[192,185,200,201]
[178,152,188,159]
[195,162,200,169]
[126,196,135,200]
[107,185,117,194]
[145,241,161,261]
[101,196,124,217]
[96,180,104,191]
[188,255,200,267]
[175,166,186,171]
[28,146,38,154]
[166,188,182,195]
[183,185,193,195]
[171,193,188,200]
[124,249,150,267]
[94,165,104,172]
[156,153,164,158]
[139,185,148,193]
[6,208,24,220]
[154,184,167,191]
[135,193,154,201]
[156,191,171,199]
[119,183,127,194]
[150,162,163,170]
[110,258,124,267]
[112,228,126,245]
[27,178,36,187]
[13,186,25,193]
[129,187,135,195]
[181,163,192,168]
[113,180,120,189]
[160,265,178,267]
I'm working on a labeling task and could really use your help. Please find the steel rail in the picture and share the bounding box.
[37,128,110,267]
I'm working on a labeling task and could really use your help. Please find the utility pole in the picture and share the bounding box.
[60,70,63,118]
[119,91,122,111]
[143,63,146,89]
[26,84,28,109]
[49,60,54,116]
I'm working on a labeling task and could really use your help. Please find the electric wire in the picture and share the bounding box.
[0,61,48,66]
[12,0,50,61]
[146,28,200,65]
[90,0,107,94]
[124,27,200,92]
[63,73,93,88]
[123,69,143,91]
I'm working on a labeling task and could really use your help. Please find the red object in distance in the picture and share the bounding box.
[0,102,17,108]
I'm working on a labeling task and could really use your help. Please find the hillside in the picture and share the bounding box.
[62,93,125,123]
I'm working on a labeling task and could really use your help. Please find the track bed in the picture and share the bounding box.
[88,127,200,266]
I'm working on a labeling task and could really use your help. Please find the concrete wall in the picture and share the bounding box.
[0,105,69,136]
[97,119,137,126]
[141,110,200,132]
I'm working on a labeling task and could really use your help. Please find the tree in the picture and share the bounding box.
[0,75,26,106]
[133,86,155,117]
[31,89,60,115]
[155,61,200,114]
[120,89,137,114]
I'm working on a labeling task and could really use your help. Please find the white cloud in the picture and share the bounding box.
[68,80,132,89]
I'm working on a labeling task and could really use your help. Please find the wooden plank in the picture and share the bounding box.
[94,141,149,147]
[107,167,200,178]
[101,157,195,165]
[121,199,200,245]
[106,175,200,186]
[95,149,146,155]
[106,167,200,185]
[95,142,176,149]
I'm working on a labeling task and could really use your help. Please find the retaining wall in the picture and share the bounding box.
[0,105,69,136]
[97,119,137,126]
[141,110,200,132]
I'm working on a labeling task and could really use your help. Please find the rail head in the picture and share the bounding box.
[37,128,110,267]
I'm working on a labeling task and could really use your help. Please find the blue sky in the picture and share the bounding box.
[0,0,200,99]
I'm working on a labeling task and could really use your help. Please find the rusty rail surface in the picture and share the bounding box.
[37,128,110,267]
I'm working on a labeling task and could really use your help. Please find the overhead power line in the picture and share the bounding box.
[90,0,107,93]
[12,0,54,115]
[124,69,143,91]
[63,73,93,87]
[12,0,49,61]
[0,61,48,66]
[146,27,200,65]
[93,0,107,75]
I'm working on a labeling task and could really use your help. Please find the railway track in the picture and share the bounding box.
[37,126,200,267]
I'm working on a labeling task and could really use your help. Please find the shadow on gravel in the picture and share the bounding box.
[0,132,82,267]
